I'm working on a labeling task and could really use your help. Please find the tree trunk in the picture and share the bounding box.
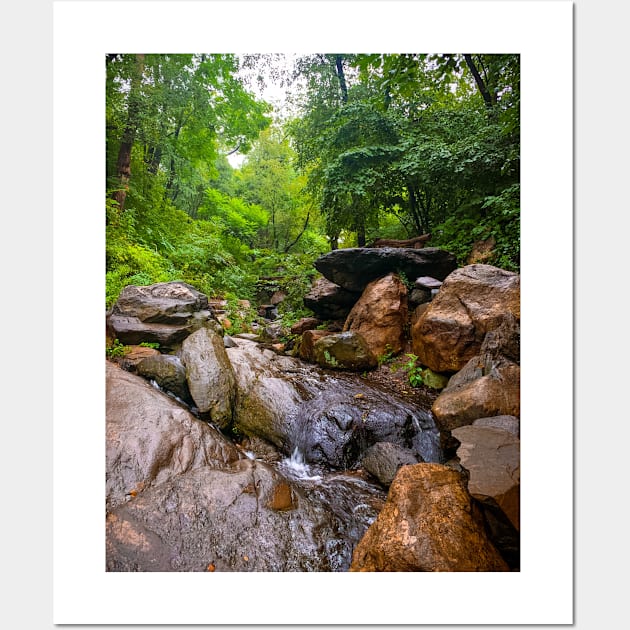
[334,55,348,105]
[463,54,495,109]
[110,54,144,213]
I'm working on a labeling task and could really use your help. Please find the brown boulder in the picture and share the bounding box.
[350,463,508,571]
[290,317,321,335]
[343,273,408,358]
[451,425,520,531]
[432,361,520,432]
[411,264,520,373]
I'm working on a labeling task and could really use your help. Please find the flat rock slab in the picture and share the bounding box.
[314,247,457,293]
[414,276,443,289]
[452,425,520,531]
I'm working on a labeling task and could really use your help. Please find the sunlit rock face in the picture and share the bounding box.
[349,463,509,572]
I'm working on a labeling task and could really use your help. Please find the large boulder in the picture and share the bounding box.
[106,361,241,512]
[411,265,520,373]
[226,339,442,469]
[349,463,509,572]
[343,273,408,358]
[312,332,378,371]
[314,247,457,294]
[180,328,236,429]
[303,277,359,320]
[107,458,385,572]
[106,281,222,351]
[451,425,520,531]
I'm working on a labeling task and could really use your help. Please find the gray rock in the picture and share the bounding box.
[106,361,241,512]
[180,328,236,428]
[136,354,191,402]
[107,458,385,572]
[473,415,520,437]
[361,442,421,486]
[106,282,221,351]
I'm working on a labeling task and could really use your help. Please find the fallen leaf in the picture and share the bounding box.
[207,563,215,572]
[354,393,364,399]
[243,555,249,562]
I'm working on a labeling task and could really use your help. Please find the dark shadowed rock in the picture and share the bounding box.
[303,277,359,320]
[314,247,457,293]
[361,442,421,486]
[349,463,509,572]
[136,354,191,402]
[106,361,241,512]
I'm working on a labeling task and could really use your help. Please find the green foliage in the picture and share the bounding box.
[377,345,396,366]
[106,339,129,358]
[139,342,160,349]
[403,354,424,388]
[323,349,339,367]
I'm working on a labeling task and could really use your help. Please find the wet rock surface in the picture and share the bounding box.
[106,361,241,512]
[227,339,442,469]
[106,455,386,572]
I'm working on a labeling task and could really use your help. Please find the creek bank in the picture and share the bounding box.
[106,253,520,571]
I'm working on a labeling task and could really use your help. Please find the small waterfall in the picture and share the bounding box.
[278,447,323,481]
